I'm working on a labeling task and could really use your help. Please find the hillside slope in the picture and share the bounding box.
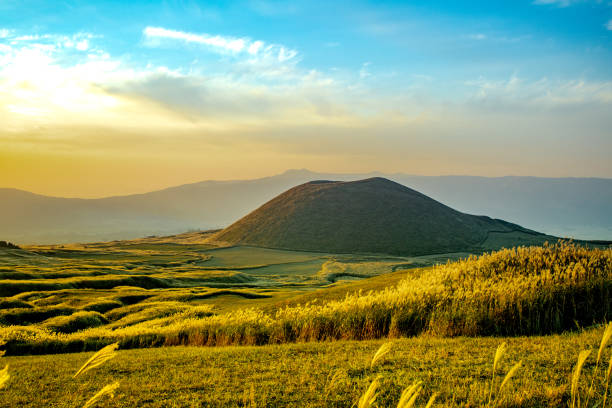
[2,170,611,243]
[209,178,545,255]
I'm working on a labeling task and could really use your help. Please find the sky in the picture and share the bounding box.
[0,0,611,197]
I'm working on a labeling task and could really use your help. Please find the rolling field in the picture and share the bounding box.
[0,232,466,355]
[2,326,611,407]
[0,234,610,407]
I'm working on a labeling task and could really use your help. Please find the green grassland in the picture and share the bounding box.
[0,231,469,355]
[2,326,611,407]
[0,233,610,407]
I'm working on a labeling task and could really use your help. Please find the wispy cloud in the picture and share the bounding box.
[143,26,298,63]
[532,0,611,7]
[468,33,487,40]
[2,25,611,187]
[532,0,582,7]
[465,75,612,109]
[359,62,372,79]
[143,26,246,52]
[607,19,612,30]
[0,27,362,142]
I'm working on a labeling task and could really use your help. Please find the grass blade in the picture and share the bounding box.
[424,393,438,408]
[488,342,507,406]
[358,377,381,408]
[586,322,612,408]
[74,343,119,378]
[571,349,591,408]
[83,381,120,408]
[493,342,507,376]
[371,342,393,368]
[499,360,522,392]
[603,356,612,408]
[0,365,8,389]
[598,323,612,364]
[397,381,423,408]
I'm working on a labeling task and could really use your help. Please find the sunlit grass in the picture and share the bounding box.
[3,324,611,407]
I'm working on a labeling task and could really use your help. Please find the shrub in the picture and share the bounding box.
[43,311,109,334]
[0,300,32,310]
[82,300,123,313]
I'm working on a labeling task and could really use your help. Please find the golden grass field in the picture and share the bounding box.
[2,325,611,407]
[0,234,610,406]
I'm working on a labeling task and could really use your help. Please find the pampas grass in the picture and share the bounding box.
[499,361,522,392]
[0,364,8,389]
[371,342,393,368]
[424,394,438,408]
[598,323,612,364]
[586,322,612,407]
[324,369,345,397]
[571,349,592,408]
[0,345,7,389]
[74,343,119,378]
[485,342,522,407]
[568,322,612,408]
[487,342,506,406]
[603,356,612,408]
[358,376,381,408]
[82,381,119,408]
[397,381,423,408]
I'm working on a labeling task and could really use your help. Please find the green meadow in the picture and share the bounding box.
[0,233,610,407]
[2,327,610,407]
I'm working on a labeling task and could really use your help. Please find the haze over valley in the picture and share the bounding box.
[2,169,611,244]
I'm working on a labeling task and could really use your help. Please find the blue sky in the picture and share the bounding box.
[0,0,611,196]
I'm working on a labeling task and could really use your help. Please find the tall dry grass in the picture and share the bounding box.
[0,242,609,354]
[571,322,612,408]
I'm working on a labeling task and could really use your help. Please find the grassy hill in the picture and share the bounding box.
[3,170,611,244]
[209,177,551,256]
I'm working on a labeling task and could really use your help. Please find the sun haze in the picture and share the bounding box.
[1,0,611,197]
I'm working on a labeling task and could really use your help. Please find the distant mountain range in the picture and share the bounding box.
[2,169,611,244]
[209,177,552,255]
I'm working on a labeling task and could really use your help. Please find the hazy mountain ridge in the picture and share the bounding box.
[2,170,611,243]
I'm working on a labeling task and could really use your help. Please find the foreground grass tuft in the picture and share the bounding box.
[73,343,118,378]
[82,381,120,408]
[2,325,612,407]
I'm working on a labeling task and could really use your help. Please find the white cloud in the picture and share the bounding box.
[359,62,372,79]
[144,26,246,52]
[0,28,11,38]
[277,46,297,62]
[532,0,581,7]
[143,26,298,64]
[14,34,44,41]
[75,39,89,51]
[248,40,263,55]
[2,27,611,183]
[468,33,487,40]
[531,0,607,7]
[465,75,612,108]
[0,28,359,139]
